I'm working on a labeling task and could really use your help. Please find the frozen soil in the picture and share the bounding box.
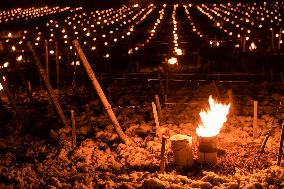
[0,81,283,188]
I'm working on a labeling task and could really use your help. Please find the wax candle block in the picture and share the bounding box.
[170,134,193,168]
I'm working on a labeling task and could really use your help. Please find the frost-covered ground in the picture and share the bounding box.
[0,81,283,188]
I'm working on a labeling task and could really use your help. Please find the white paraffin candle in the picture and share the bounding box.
[170,134,193,168]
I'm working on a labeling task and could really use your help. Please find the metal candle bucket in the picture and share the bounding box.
[197,136,217,164]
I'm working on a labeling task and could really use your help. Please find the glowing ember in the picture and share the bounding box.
[196,95,230,137]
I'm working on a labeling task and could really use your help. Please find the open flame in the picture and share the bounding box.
[196,95,230,137]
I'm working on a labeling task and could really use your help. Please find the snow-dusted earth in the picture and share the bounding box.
[0,81,283,188]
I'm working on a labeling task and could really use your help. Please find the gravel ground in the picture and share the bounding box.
[0,81,283,188]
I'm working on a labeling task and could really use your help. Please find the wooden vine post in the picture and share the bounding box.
[277,123,284,166]
[152,102,162,140]
[72,40,127,144]
[212,80,221,99]
[28,81,31,92]
[258,119,274,160]
[278,28,282,50]
[28,42,69,128]
[45,39,49,81]
[71,110,76,148]
[228,89,234,116]
[155,95,162,119]
[243,35,246,53]
[160,135,166,173]
[55,41,60,89]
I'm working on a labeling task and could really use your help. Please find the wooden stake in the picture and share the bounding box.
[55,41,60,89]
[28,81,31,92]
[65,48,71,88]
[164,94,168,109]
[155,94,162,119]
[22,80,34,108]
[277,123,284,166]
[45,40,49,81]
[71,110,76,148]
[253,100,258,138]
[72,40,127,144]
[160,135,166,173]
[152,102,161,140]
[228,89,234,115]
[258,119,274,160]
[28,42,69,128]
[212,80,221,99]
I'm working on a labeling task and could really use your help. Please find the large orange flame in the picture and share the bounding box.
[196,95,230,137]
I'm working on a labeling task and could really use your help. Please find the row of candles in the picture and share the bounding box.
[219,4,282,27]
[110,4,156,48]
[0,6,71,23]
[196,5,239,47]
[0,4,158,91]
[172,4,183,57]
[223,1,283,25]
[186,5,226,48]
[1,6,83,62]
[89,4,155,58]
[1,4,162,68]
[128,4,166,55]
[57,4,146,55]
[2,2,283,71]
[196,2,283,51]
[205,2,282,32]
[184,5,206,41]
[2,5,139,63]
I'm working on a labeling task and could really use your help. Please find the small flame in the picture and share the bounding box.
[168,57,178,65]
[196,95,230,137]
[0,76,5,90]
[249,42,257,51]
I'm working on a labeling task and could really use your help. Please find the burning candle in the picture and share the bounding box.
[196,95,230,164]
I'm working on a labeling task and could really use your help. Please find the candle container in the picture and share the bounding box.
[170,134,193,168]
[197,136,217,164]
